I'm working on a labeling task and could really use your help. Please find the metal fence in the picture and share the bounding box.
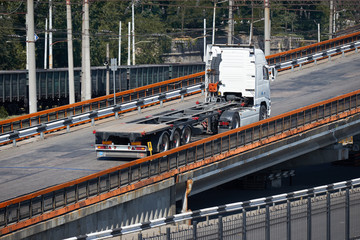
[64,178,360,240]
[1,87,359,236]
[138,181,360,240]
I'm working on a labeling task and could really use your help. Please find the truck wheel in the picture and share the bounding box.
[181,126,192,145]
[259,105,267,120]
[170,130,181,149]
[158,132,170,152]
[231,113,240,129]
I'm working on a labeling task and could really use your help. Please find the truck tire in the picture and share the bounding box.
[170,130,181,149]
[157,132,170,153]
[181,126,192,145]
[231,113,240,129]
[259,105,267,120]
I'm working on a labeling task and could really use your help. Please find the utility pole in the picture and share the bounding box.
[106,43,110,95]
[110,58,118,104]
[49,0,53,69]
[44,18,48,69]
[81,3,85,100]
[26,14,28,70]
[264,0,271,56]
[81,0,91,100]
[227,0,234,44]
[317,23,320,42]
[329,0,333,39]
[249,2,254,45]
[132,2,135,65]
[333,3,336,35]
[212,0,216,45]
[128,22,131,66]
[203,18,206,61]
[110,58,117,105]
[27,0,37,113]
[118,21,121,66]
[66,0,75,104]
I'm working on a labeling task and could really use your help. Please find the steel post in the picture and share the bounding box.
[307,196,312,240]
[266,204,270,240]
[327,192,331,240]
[287,200,291,240]
[219,215,223,240]
[166,227,170,240]
[242,209,247,240]
[345,188,350,240]
[193,221,197,239]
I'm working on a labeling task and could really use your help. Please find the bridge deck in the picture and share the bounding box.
[0,52,359,203]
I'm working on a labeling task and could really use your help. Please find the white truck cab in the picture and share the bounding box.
[205,44,271,127]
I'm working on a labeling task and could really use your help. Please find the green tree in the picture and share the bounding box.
[0,2,26,70]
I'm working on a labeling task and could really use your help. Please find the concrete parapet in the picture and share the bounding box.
[2,178,176,240]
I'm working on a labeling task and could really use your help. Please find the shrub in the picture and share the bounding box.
[0,106,9,119]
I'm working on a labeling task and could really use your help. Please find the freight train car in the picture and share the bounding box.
[0,63,204,115]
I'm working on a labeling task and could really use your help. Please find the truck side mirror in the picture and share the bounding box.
[270,67,277,81]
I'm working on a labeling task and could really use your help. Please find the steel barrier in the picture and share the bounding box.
[0,88,359,236]
[0,72,205,136]
[65,178,360,240]
[268,40,360,72]
[266,31,360,65]
[0,82,205,145]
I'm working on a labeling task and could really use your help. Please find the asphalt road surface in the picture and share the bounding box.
[0,52,359,202]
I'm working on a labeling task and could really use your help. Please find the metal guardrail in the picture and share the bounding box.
[1,88,359,236]
[270,40,360,71]
[0,72,205,141]
[65,178,360,240]
[0,83,204,145]
[266,31,360,65]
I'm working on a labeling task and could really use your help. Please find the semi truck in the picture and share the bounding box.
[94,45,273,159]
